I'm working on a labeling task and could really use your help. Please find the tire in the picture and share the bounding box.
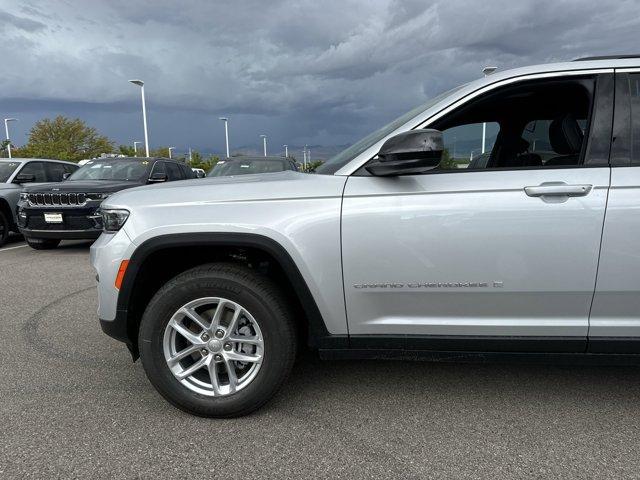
[0,210,8,247]
[139,262,297,418]
[26,238,61,250]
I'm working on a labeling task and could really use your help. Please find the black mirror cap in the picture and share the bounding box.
[148,172,168,183]
[366,129,444,176]
[14,173,36,183]
[62,172,72,180]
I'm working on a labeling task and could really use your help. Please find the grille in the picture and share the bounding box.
[27,214,97,231]
[28,192,87,206]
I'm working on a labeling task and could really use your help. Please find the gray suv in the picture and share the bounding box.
[92,56,640,417]
[0,158,78,246]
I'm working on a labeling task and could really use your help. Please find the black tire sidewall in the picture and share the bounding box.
[139,267,296,417]
[0,211,8,246]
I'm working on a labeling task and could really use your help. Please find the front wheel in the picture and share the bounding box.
[139,263,297,418]
[26,238,61,250]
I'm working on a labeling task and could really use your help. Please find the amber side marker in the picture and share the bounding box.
[115,260,130,290]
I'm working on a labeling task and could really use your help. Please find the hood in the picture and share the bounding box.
[24,180,144,194]
[0,182,20,192]
[103,171,347,209]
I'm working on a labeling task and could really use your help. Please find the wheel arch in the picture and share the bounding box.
[117,233,340,359]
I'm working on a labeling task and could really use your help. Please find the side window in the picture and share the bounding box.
[440,122,499,169]
[165,162,183,181]
[63,164,78,175]
[19,162,47,182]
[432,76,595,171]
[150,161,166,177]
[45,162,67,182]
[629,74,640,164]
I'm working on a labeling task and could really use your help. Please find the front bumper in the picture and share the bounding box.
[18,204,103,240]
[91,228,137,349]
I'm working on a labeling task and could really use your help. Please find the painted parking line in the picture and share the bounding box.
[0,243,27,252]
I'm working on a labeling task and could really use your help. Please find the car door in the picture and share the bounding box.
[589,69,640,352]
[341,72,613,351]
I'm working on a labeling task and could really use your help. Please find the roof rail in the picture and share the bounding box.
[573,54,640,61]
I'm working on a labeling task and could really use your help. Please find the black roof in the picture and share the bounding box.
[573,54,640,61]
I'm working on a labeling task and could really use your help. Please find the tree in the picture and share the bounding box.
[118,144,137,157]
[20,116,114,162]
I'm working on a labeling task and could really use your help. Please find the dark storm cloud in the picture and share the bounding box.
[1,0,640,153]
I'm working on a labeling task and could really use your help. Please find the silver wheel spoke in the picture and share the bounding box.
[169,319,202,345]
[223,358,238,393]
[228,335,261,346]
[167,344,201,366]
[226,350,262,364]
[207,359,222,395]
[180,307,209,331]
[211,300,228,328]
[227,308,243,334]
[175,356,207,380]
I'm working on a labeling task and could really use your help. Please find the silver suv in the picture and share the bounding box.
[92,56,640,417]
[0,158,78,246]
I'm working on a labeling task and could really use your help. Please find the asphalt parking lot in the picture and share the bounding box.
[2,237,640,479]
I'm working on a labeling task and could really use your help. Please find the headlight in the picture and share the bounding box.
[86,193,110,201]
[101,209,130,232]
[19,192,29,201]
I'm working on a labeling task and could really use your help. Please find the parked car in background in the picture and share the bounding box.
[192,168,206,178]
[207,156,299,177]
[0,158,78,246]
[18,157,195,250]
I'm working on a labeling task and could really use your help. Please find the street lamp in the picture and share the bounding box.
[260,134,267,157]
[219,117,230,158]
[168,147,175,159]
[4,118,17,159]
[303,144,308,170]
[133,141,142,156]
[481,66,497,154]
[283,144,288,157]
[129,79,150,157]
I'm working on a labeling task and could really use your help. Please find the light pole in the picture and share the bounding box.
[303,145,308,170]
[133,141,142,156]
[129,79,150,157]
[168,147,175,159]
[481,66,497,154]
[4,118,17,159]
[260,135,267,157]
[219,117,230,158]
[283,145,288,158]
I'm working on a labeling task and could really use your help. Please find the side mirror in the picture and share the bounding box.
[14,173,36,184]
[62,172,72,180]
[148,172,168,183]
[365,129,444,176]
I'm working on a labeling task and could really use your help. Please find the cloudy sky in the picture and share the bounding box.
[1,0,639,156]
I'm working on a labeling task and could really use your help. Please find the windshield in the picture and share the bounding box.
[0,162,20,182]
[69,159,152,181]
[208,159,287,176]
[316,85,464,174]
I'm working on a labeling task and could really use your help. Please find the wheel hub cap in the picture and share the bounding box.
[207,339,222,353]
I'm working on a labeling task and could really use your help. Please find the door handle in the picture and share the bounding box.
[524,183,592,198]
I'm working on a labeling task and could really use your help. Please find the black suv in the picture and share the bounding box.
[17,157,195,249]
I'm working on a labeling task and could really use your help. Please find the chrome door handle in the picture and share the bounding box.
[524,183,592,197]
